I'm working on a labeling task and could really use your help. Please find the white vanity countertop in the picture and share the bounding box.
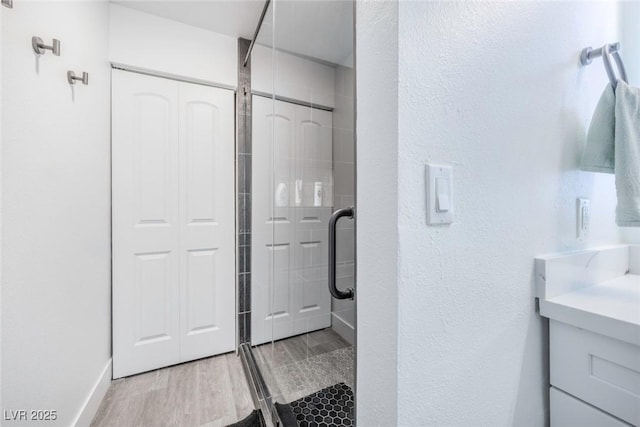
[540,274,640,346]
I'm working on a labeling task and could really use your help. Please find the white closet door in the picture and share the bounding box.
[113,70,235,378]
[113,70,181,378]
[178,82,235,361]
[251,96,332,345]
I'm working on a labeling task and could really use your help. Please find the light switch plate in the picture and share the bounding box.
[426,163,453,225]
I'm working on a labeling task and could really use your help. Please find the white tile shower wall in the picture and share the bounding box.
[109,4,237,87]
[332,64,355,343]
[1,2,111,426]
[357,1,623,426]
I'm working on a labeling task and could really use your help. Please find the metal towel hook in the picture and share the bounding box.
[32,36,60,56]
[601,44,628,90]
[580,42,628,90]
[611,48,628,85]
[67,71,88,85]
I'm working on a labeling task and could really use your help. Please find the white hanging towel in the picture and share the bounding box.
[581,84,616,173]
[614,80,640,226]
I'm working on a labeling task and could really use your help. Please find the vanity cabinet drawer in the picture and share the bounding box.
[550,387,630,427]
[550,320,640,426]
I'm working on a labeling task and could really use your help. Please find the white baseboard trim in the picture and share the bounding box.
[73,358,112,427]
[331,313,354,345]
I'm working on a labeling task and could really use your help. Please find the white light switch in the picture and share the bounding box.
[436,177,450,212]
[426,164,453,224]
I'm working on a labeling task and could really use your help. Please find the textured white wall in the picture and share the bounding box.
[0,3,3,416]
[110,3,336,108]
[1,2,111,426]
[396,2,620,426]
[109,3,237,87]
[620,1,640,86]
[357,1,623,426]
[355,1,399,425]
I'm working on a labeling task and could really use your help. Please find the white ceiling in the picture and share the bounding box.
[112,0,353,66]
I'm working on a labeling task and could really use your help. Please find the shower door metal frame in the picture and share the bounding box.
[236,35,282,427]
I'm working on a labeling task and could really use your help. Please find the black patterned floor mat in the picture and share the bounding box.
[276,383,354,427]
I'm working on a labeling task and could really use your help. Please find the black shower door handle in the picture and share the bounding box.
[328,207,355,300]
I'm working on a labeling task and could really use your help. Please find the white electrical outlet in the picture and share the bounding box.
[577,198,590,239]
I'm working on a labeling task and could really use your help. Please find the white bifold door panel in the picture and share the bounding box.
[112,70,235,378]
[177,81,235,363]
[251,96,333,345]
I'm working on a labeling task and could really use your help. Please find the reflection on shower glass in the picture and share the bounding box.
[249,1,356,425]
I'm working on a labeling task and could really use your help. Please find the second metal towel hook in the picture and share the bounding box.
[67,71,88,85]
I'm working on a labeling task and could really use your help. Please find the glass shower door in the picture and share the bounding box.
[250,1,356,425]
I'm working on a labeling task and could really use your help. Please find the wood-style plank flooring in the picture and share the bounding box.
[91,329,354,427]
[91,352,254,427]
